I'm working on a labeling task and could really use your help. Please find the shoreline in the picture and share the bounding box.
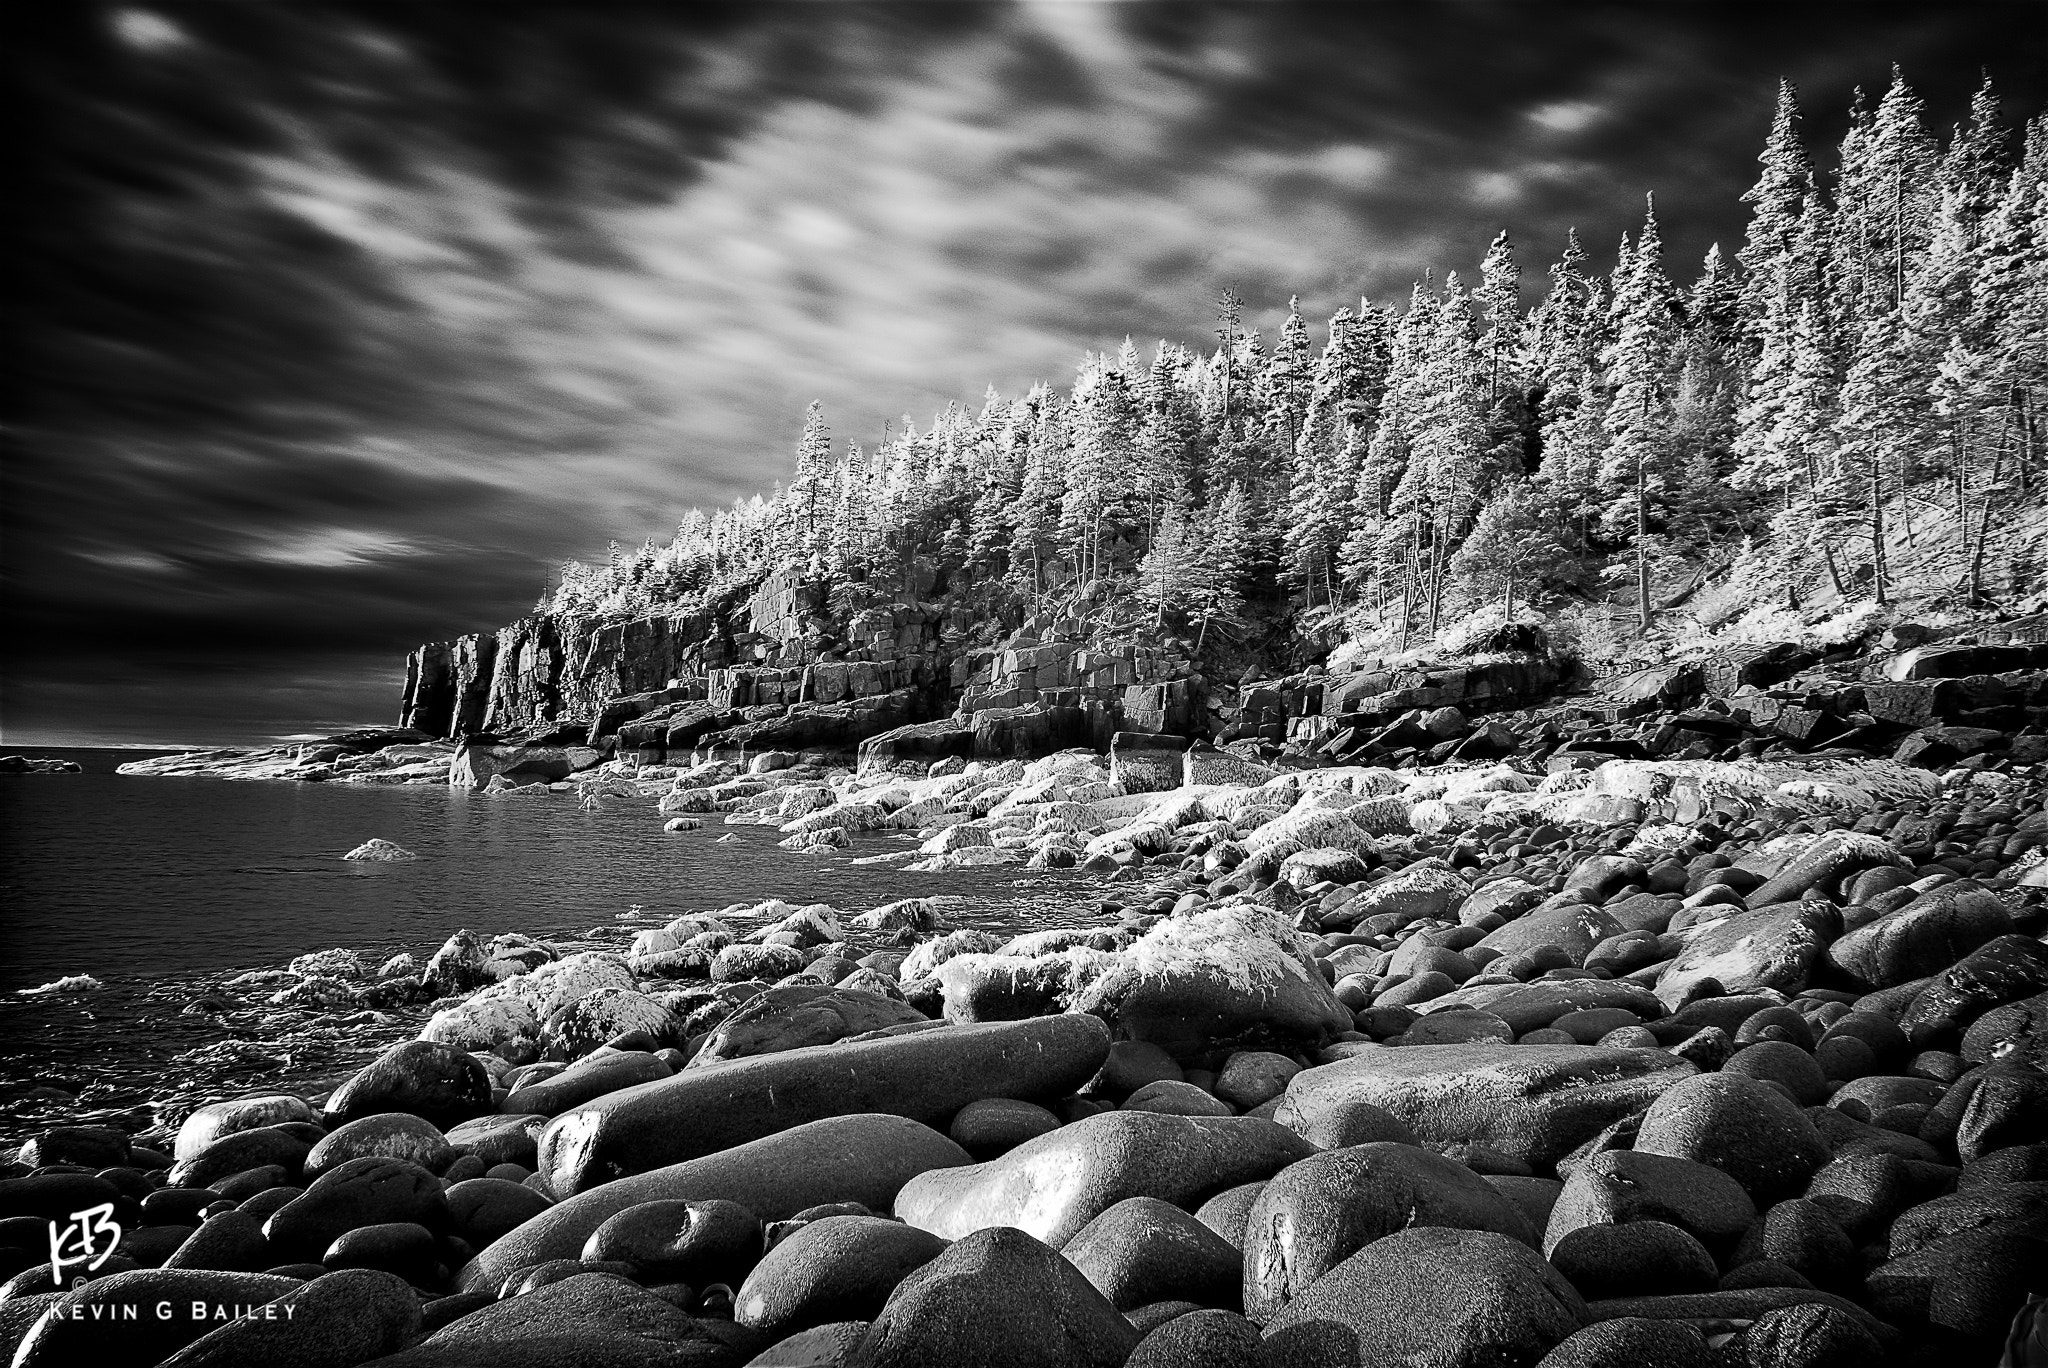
[1,742,2043,1361]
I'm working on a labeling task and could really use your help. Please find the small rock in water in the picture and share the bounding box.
[342,838,418,862]
[15,974,103,996]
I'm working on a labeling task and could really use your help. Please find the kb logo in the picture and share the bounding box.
[49,1204,122,1286]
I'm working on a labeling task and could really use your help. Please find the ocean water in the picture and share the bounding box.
[0,748,1116,1144]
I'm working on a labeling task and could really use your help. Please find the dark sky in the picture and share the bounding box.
[7,1,2044,746]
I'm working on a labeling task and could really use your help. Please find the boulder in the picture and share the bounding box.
[174,1095,321,1163]
[371,1271,730,1365]
[537,1015,1109,1195]
[1535,1319,1714,1368]
[262,1157,449,1261]
[1259,1227,1586,1366]
[1546,1220,1719,1299]
[444,1177,552,1249]
[582,1197,762,1286]
[1110,732,1189,795]
[1072,905,1352,1055]
[459,1114,968,1293]
[1426,980,1663,1036]
[1241,1142,1537,1323]
[894,1111,1315,1249]
[1543,1150,1757,1257]
[1896,935,2048,1046]
[324,1041,493,1131]
[1125,1309,1267,1368]
[157,1268,421,1367]
[1655,902,1838,1009]
[843,1226,1139,1368]
[1276,1044,1695,1172]
[688,986,927,1066]
[1060,1196,1242,1313]
[1632,1073,1831,1206]
[736,1215,947,1338]
[503,1050,671,1117]
[1826,885,2011,990]
[303,1113,453,1179]
[8,1269,300,1368]
[1474,904,1623,968]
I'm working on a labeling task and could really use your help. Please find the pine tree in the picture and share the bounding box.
[1597,200,1682,630]
[1737,79,1818,339]
[1449,478,1571,621]
[788,401,833,569]
[1476,230,1524,406]
[1530,229,1607,542]
[1834,70,1940,325]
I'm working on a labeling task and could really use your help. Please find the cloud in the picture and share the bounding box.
[1528,100,1606,134]
[10,0,2044,740]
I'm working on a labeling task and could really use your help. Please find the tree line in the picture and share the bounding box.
[547,71,2047,657]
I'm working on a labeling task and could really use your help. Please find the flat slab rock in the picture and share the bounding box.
[1275,1043,1696,1171]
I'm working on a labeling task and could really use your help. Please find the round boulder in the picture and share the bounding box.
[736,1214,946,1338]
[1060,1197,1242,1313]
[1260,1226,1585,1367]
[324,1041,492,1130]
[1633,1073,1830,1206]
[1242,1141,1537,1323]
[843,1226,1138,1368]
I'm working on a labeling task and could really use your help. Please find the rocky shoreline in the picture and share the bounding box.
[5,731,2047,1365]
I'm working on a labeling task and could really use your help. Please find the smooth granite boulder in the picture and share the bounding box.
[445,1115,546,1170]
[366,1271,731,1366]
[894,1111,1315,1249]
[444,1178,553,1249]
[1535,1318,1714,1368]
[1655,902,1839,1009]
[1275,1044,1694,1172]
[538,1015,1109,1195]
[736,1215,947,1338]
[1633,1073,1831,1206]
[1125,1308,1266,1368]
[167,1126,316,1190]
[1825,885,2011,990]
[460,1114,968,1293]
[175,1096,322,1163]
[1071,904,1353,1055]
[158,1268,422,1367]
[1474,904,1624,967]
[1543,1149,1757,1257]
[303,1113,453,1179]
[1423,980,1665,1036]
[583,1196,763,1288]
[844,1226,1139,1368]
[689,986,928,1066]
[1241,1142,1537,1323]
[263,1157,450,1261]
[8,1269,301,1368]
[1896,935,2048,1046]
[1260,1227,1586,1368]
[1061,1196,1242,1313]
[503,1051,671,1117]
[325,1041,493,1131]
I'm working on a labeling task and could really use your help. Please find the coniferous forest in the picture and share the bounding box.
[543,73,2048,674]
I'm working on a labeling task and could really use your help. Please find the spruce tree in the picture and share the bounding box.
[1597,200,1682,631]
[1737,79,1818,339]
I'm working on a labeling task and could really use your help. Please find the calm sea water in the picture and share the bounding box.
[0,748,1114,1143]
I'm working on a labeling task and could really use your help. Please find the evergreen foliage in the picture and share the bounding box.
[545,72,2046,657]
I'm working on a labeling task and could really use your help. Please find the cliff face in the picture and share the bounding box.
[397,562,1571,773]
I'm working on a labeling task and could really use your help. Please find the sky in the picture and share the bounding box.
[8,0,2045,747]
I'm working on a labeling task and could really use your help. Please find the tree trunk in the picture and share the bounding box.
[1634,455,1650,634]
[1868,446,1887,605]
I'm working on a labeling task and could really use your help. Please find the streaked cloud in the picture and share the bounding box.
[10,0,2041,741]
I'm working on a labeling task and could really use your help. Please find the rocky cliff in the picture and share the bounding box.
[396,567,1571,771]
